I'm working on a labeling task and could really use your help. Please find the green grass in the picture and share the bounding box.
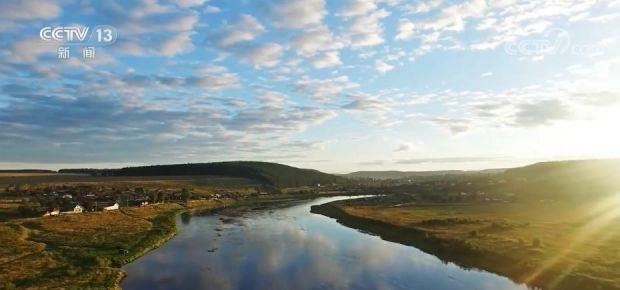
[0,203,189,289]
[315,197,620,290]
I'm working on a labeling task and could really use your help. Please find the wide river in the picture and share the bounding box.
[122,196,530,290]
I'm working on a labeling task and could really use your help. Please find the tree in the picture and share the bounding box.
[180,188,192,202]
[17,203,38,217]
[151,191,159,203]
[159,191,168,203]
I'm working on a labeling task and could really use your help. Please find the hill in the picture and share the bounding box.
[344,169,505,180]
[502,159,620,200]
[111,161,343,187]
[0,170,56,174]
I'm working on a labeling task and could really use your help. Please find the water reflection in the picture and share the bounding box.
[122,196,530,290]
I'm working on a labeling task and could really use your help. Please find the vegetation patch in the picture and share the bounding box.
[312,198,620,290]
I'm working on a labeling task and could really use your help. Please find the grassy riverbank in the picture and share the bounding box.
[311,197,620,290]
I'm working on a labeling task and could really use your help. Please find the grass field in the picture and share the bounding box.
[314,196,620,290]
[0,202,203,289]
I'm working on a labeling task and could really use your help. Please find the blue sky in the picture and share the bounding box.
[1,0,619,173]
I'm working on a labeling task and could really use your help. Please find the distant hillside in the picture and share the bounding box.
[112,161,343,187]
[344,169,505,180]
[0,169,56,173]
[503,159,620,200]
[58,168,115,175]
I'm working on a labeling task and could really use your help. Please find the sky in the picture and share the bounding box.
[0,0,619,173]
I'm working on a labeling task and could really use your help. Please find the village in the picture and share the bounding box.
[2,182,244,219]
[1,179,360,220]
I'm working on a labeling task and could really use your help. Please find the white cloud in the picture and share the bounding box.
[241,43,284,68]
[402,0,443,14]
[375,60,394,74]
[257,91,287,108]
[296,75,359,101]
[394,142,415,152]
[0,0,61,20]
[159,31,195,56]
[291,26,343,57]
[419,0,487,32]
[271,0,326,29]
[8,37,52,63]
[344,8,390,47]
[481,71,493,78]
[175,0,208,8]
[395,19,415,40]
[204,5,220,13]
[338,0,377,17]
[213,14,266,48]
[342,93,391,114]
[312,51,342,69]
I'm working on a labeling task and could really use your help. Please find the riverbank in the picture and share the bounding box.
[311,199,620,290]
[0,194,324,289]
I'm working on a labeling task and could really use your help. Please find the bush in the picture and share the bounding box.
[65,266,79,276]
[94,256,111,268]
[532,237,541,247]
[17,205,38,217]
[0,282,17,290]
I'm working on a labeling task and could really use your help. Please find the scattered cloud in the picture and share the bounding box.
[211,14,266,48]
[312,51,342,69]
[291,25,343,57]
[395,18,415,40]
[241,43,284,68]
[513,99,572,127]
[394,142,415,152]
[270,0,326,29]
[296,76,359,101]
[375,60,394,74]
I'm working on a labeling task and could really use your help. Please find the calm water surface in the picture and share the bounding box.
[122,196,530,290]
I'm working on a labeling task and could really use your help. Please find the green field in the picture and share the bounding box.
[314,196,620,290]
[0,203,189,289]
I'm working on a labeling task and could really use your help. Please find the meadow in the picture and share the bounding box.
[314,197,620,290]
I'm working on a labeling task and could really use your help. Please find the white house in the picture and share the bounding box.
[103,203,119,211]
[73,205,84,213]
[43,209,60,216]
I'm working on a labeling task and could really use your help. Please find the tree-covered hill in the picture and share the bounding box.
[111,161,344,187]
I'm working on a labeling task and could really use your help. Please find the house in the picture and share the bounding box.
[73,205,84,213]
[140,201,149,207]
[62,194,73,199]
[43,208,60,217]
[103,203,119,211]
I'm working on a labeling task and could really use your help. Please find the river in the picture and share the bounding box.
[121,196,530,290]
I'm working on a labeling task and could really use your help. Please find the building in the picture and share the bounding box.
[73,205,84,213]
[43,208,60,217]
[103,203,119,211]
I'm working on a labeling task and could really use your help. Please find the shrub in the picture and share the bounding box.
[94,256,111,268]
[1,282,17,290]
[532,237,541,247]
